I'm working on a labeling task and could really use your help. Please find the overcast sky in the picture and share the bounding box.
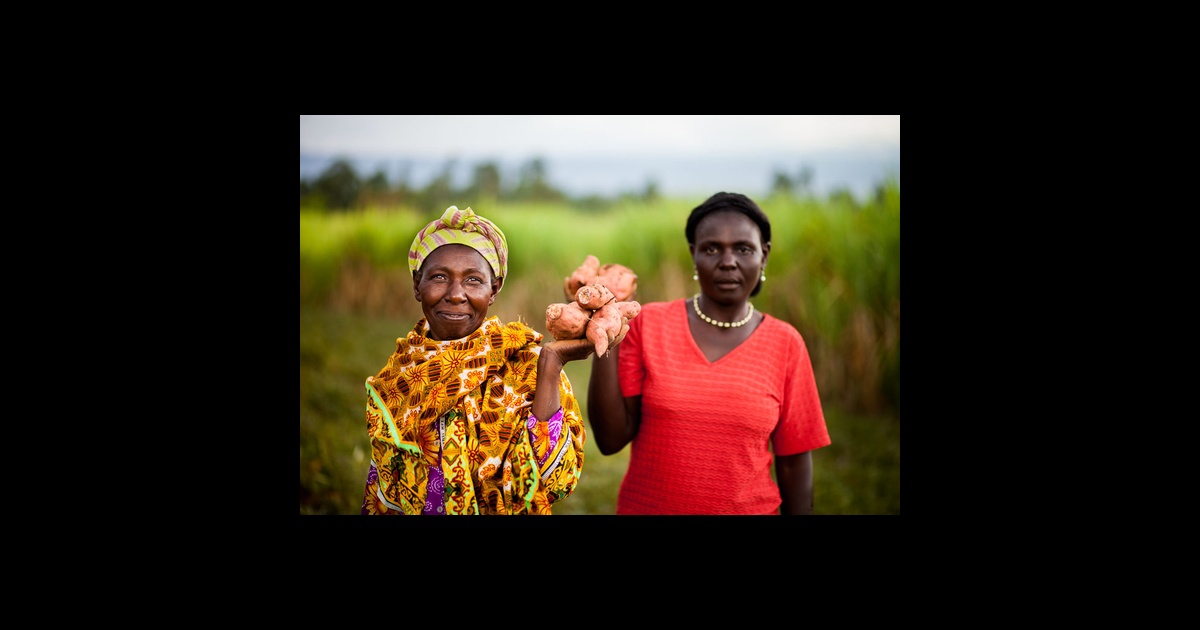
[299,115,900,160]
[299,115,900,198]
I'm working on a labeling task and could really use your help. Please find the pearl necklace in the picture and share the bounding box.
[692,293,754,328]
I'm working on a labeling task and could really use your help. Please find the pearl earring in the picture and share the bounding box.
[761,268,767,282]
[693,268,699,281]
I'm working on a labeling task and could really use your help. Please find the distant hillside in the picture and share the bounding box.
[298,148,900,201]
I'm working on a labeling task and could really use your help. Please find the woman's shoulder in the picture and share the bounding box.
[490,317,543,345]
[639,298,683,313]
[759,313,807,346]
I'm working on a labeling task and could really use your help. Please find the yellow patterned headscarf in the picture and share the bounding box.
[409,206,508,284]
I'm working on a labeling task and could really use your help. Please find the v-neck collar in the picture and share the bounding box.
[680,297,764,365]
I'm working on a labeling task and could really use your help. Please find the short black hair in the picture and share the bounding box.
[685,192,771,297]
[685,191,771,245]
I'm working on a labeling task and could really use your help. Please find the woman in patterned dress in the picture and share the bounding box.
[361,206,615,515]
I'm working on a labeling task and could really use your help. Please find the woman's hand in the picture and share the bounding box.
[544,318,630,363]
[543,337,596,364]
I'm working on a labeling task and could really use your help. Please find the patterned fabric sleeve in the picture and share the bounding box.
[525,375,585,508]
[360,462,380,515]
[527,408,564,467]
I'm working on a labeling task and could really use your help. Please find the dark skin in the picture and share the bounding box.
[587,210,815,515]
[414,244,625,425]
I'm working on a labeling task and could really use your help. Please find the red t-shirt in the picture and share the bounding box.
[616,298,830,514]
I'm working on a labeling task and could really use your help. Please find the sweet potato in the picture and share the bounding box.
[552,256,642,355]
[615,300,641,319]
[575,282,616,311]
[546,301,592,341]
[588,300,641,357]
[545,295,642,356]
[563,255,600,300]
[594,263,638,301]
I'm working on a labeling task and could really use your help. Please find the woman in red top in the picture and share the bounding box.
[587,192,831,515]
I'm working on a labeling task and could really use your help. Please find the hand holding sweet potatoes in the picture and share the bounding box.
[546,276,642,356]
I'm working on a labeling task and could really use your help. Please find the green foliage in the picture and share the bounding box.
[302,155,670,214]
[309,157,361,210]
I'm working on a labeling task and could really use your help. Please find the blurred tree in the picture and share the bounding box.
[392,162,414,206]
[518,158,546,188]
[771,170,794,196]
[312,157,361,211]
[771,165,815,198]
[642,180,660,203]
[795,165,814,197]
[828,186,859,209]
[469,161,502,200]
[360,166,406,209]
[419,159,458,211]
[573,194,612,212]
[364,168,389,193]
[514,157,565,203]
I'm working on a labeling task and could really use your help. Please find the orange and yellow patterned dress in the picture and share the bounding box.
[361,316,585,515]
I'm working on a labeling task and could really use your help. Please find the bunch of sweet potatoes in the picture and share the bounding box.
[562,255,638,302]
[546,255,641,356]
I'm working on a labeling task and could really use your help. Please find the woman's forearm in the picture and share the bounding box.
[587,345,637,455]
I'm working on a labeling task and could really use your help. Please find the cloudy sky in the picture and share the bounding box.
[300,115,898,158]
[299,115,900,198]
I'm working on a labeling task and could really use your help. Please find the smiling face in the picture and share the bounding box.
[690,210,770,304]
[413,244,503,340]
